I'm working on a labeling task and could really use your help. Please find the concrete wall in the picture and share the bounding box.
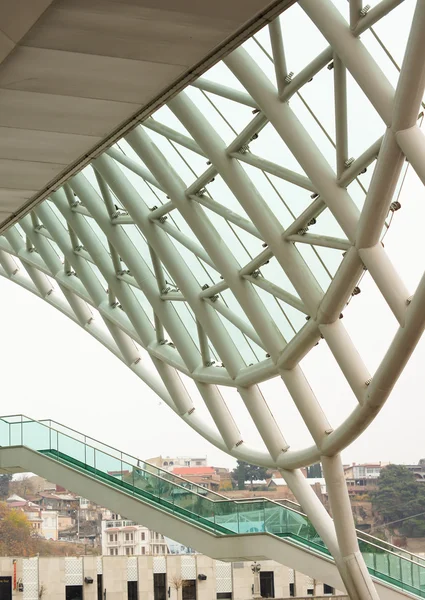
[0,555,344,600]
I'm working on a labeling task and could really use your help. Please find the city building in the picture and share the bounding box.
[0,554,345,600]
[405,459,425,482]
[147,457,208,471]
[343,463,386,481]
[172,467,221,492]
[101,513,169,557]
[5,495,58,540]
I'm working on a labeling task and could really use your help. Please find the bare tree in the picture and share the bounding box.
[169,576,190,600]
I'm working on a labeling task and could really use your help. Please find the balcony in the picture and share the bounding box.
[105,520,136,528]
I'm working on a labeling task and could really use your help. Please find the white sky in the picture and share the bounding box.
[0,0,423,472]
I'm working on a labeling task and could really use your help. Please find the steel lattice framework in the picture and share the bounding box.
[1,1,425,599]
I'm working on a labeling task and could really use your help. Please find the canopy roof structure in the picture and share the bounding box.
[0,0,292,229]
[1,2,425,599]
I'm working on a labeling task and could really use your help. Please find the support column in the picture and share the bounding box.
[322,455,379,600]
[281,468,361,600]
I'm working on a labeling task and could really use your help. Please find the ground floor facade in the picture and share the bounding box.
[0,554,345,600]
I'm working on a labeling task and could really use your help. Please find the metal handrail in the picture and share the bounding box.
[0,414,226,499]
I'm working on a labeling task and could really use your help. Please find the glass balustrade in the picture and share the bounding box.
[1,414,425,597]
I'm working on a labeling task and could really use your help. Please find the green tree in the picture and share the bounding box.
[372,465,425,537]
[306,463,322,478]
[0,474,12,499]
[231,461,270,491]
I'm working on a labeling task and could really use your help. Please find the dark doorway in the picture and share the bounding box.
[0,577,12,600]
[154,573,167,600]
[97,575,103,600]
[182,580,197,600]
[128,581,138,600]
[66,585,83,600]
[260,571,275,598]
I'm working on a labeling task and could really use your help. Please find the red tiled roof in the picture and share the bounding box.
[173,467,215,475]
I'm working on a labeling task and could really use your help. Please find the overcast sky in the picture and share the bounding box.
[0,0,423,472]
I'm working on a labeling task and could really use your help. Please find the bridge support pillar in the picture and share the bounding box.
[282,463,378,600]
[322,455,379,600]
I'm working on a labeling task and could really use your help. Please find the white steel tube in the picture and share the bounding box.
[300,0,395,126]
[225,48,360,242]
[268,18,287,96]
[396,126,425,186]
[168,90,324,315]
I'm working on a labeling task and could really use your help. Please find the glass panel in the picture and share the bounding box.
[9,422,23,446]
[234,501,265,534]
[214,500,239,534]
[21,420,50,451]
[93,450,122,486]
[0,418,10,446]
[388,553,402,584]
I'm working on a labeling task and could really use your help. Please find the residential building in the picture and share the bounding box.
[343,463,386,481]
[405,459,425,482]
[5,495,58,540]
[172,466,221,491]
[343,463,388,497]
[40,510,58,540]
[34,490,79,514]
[147,456,208,471]
[101,513,169,556]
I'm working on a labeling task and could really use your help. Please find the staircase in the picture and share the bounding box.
[1,415,424,598]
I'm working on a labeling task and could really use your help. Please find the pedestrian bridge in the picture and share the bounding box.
[0,415,423,600]
[1,3,425,600]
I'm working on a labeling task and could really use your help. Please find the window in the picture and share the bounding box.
[182,580,196,600]
[141,532,145,541]
[109,534,114,542]
[109,548,118,556]
[323,584,334,595]
[115,534,118,542]
[307,589,314,595]
[142,547,145,555]
[217,594,232,599]
[260,572,275,598]
[196,461,202,465]
[125,533,134,542]
[289,584,295,597]
[185,461,190,466]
